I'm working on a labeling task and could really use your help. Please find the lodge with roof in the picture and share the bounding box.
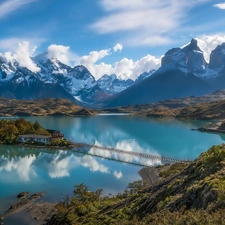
[46,129,64,138]
[17,129,64,144]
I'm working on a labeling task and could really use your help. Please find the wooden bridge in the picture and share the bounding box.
[69,141,192,165]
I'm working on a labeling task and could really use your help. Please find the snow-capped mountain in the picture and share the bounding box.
[161,39,207,76]
[0,57,79,104]
[209,43,225,70]
[32,53,109,103]
[103,39,225,107]
[0,52,109,105]
[1,38,225,107]
[97,74,134,95]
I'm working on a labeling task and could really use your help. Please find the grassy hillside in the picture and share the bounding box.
[0,98,96,116]
[48,144,225,225]
[103,89,225,118]
[177,99,225,120]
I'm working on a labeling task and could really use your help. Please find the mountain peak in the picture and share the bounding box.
[189,38,199,50]
[209,42,225,69]
[32,52,48,63]
[97,73,134,95]
[161,38,206,74]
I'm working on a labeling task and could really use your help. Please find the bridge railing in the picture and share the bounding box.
[70,142,192,164]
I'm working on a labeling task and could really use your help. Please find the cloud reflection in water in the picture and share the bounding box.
[0,155,37,182]
[88,139,161,167]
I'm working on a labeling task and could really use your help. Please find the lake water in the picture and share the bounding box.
[0,115,225,219]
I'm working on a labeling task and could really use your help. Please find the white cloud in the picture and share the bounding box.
[80,155,109,173]
[1,155,37,181]
[196,35,225,62]
[47,152,74,178]
[115,55,161,80]
[92,0,210,46]
[16,41,40,72]
[113,43,123,52]
[88,139,161,167]
[0,0,37,19]
[114,58,134,79]
[79,48,112,78]
[113,170,122,179]
[47,44,78,65]
[79,47,161,80]
[214,3,225,9]
[80,49,111,66]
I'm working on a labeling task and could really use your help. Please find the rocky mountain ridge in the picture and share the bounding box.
[1,39,225,107]
[97,74,134,94]
[103,39,225,107]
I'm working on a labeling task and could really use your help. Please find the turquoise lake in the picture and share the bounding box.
[0,115,225,217]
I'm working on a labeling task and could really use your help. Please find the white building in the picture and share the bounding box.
[17,134,52,144]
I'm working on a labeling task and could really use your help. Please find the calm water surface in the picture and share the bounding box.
[0,115,225,216]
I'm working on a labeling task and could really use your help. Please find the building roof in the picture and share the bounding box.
[46,129,61,134]
[18,134,52,139]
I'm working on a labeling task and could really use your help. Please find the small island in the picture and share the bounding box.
[0,118,69,147]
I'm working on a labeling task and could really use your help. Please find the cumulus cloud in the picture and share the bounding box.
[113,43,123,52]
[47,152,74,178]
[0,0,38,19]
[113,170,122,179]
[79,48,112,78]
[79,47,161,80]
[214,3,225,9]
[80,48,111,66]
[47,44,78,65]
[115,55,161,80]
[114,58,134,79]
[92,0,209,46]
[196,35,225,62]
[16,41,40,72]
[1,155,37,181]
[80,155,109,173]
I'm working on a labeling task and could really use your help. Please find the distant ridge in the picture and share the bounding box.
[0,98,96,116]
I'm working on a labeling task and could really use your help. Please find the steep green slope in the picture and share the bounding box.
[48,144,225,225]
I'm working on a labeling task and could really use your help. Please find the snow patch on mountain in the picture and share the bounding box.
[135,70,156,84]
[161,39,207,77]
[97,74,134,94]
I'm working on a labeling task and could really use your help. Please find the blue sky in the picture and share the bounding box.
[0,0,225,80]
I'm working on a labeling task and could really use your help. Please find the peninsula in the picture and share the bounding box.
[0,118,69,147]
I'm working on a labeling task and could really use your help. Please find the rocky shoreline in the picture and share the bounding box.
[0,192,57,225]
[195,121,225,134]
[0,162,188,225]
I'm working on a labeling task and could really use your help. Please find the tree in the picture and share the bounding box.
[73,183,89,202]
[34,120,41,131]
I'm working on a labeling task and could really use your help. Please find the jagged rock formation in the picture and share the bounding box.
[0,52,109,105]
[103,39,225,107]
[1,39,225,107]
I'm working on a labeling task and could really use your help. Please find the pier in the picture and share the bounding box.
[69,141,192,165]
